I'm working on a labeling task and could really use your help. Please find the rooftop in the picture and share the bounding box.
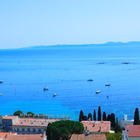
[125,125,140,137]
[0,132,16,138]
[70,134,107,140]
[3,116,18,120]
[13,118,63,127]
[3,134,46,140]
[81,121,110,133]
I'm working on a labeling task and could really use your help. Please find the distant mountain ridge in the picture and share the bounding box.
[18,41,140,50]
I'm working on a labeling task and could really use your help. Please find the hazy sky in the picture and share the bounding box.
[0,0,140,49]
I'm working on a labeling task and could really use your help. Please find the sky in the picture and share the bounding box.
[0,0,140,49]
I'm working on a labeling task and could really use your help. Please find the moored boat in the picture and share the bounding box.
[95,90,101,94]
[52,93,57,97]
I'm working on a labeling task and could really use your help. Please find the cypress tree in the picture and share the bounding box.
[79,110,84,122]
[107,114,111,121]
[103,111,107,121]
[88,113,92,121]
[134,108,140,125]
[93,109,96,121]
[110,113,115,128]
[98,106,101,121]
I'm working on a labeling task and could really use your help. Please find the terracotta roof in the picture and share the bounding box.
[3,116,18,119]
[0,132,16,138]
[81,121,110,132]
[70,134,107,140]
[13,118,61,127]
[125,125,140,137]
[3,134,46,140]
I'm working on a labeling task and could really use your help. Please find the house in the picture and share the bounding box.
[0,132,46,140]
[122,125,140,140]
[2,115,65,134]
[70,134,107,140]
[118,115,134,129]
[81,121,112,133]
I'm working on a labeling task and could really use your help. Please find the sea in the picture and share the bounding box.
[0,42,140,121]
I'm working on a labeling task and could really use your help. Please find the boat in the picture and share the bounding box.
[0,81,3,84]
[52,93,57,97]
[105,83,111,86]
[43,87,49,91]
[0,93,3,96]
[87,79,93,82]
[95,90,101,94]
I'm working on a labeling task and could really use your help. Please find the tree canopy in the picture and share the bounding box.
[47,120,84,140]
[134,108,140,125]
[13,110,23,116]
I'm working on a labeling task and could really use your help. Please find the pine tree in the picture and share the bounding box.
[98,106,101,121]
[134,108,140,125]
[93,109,96,121]
[103,111,107,121]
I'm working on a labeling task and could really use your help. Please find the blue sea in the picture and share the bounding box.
[0,43,140,120]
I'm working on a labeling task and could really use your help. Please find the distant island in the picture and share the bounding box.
[19,41,140,50]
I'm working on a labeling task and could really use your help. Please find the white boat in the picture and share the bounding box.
[105,83,111,86]
[95,90,101,94]
[0,93,3,96]
[52,93,57,97]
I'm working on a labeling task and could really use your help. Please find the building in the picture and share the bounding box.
[81,121,112,133]
[122,125,140,140]
[70,134,107,140]
[0,132,46,140]
[118,115,134,129]
[2,115,65,134]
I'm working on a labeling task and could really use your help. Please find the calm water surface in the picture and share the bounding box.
[0,44,140,120]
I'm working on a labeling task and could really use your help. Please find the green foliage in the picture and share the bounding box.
[105,132,122,140]
[114,123,122,133]
[134,108,140,125]
[79,110,84,122]
[93,109,96,121]
[47,120,84,140]
[13,110,23,116]
[88,113,92,121]
[79,110,87,121]
[103,112,107,121]
[110,113,115,128]
[98,106,101,121]
[26,112,35,117]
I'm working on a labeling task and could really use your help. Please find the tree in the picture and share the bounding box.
[47,120,84,140]
[110,113,115,128]
[88,113,92,121]
[134,108,140,125]
[82,115,88,121]
[27,112,35,117]
[13,110,23,116]
[98,106,101,121]
[103,112,107,121]
[107,114,111,121]
[93,109,96,121]
[79,110,84,122]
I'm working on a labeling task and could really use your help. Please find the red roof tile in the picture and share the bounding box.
[70,134,107,140]
[3,116,18,119]
[3,134,46,140]
[125,125,140,137]
[81,121,110,133]
[0,132,16,138]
